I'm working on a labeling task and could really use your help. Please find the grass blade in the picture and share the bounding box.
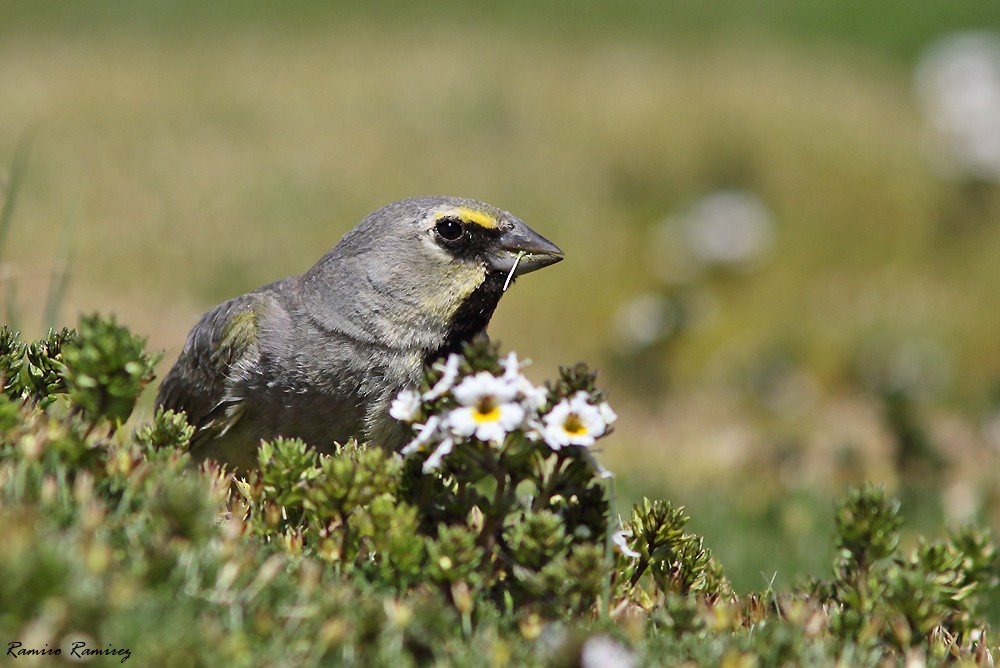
[0,129,36,265]
[43,209,77,330]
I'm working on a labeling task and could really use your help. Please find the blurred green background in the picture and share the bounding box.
[3,0,1000,595]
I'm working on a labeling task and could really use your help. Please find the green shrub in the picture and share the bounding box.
[0,316,997,666]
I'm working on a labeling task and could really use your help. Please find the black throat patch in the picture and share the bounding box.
[425,270,507,365]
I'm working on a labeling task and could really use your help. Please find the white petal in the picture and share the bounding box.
[423,354,461,401]
[497,402,526,430]
[453,371,519,406]
[541,422,570,451]
[598,402,618,426]
[500,351,522,379]
[446,407,479,438]
[524,418,545,442]
[400,415,441,455]
[543,398,572,427]
[422,437,454,472]
[611,527,640,559]
[474,421,508,443]
[389,389,421,422]
[568,391,596,411]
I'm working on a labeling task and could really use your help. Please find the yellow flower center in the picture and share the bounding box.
[562,413,587,436]
[474,398,501,423]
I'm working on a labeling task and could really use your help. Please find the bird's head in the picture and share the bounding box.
[306,196,563,355]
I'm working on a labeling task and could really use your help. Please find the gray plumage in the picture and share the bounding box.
[155,196,562,470]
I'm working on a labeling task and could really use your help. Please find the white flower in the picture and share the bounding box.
[916,32,1000,181]
[453,370,518,407]
[423,353,461,401]
[400,415,442,455]
[500,351,548,410]
[541,391,609,450]
[422,437,454,472]
[681,190,774,267]
[515,375,549,412]
[448,371,525,443]
[611,521,640,559]
[389,389,421,423]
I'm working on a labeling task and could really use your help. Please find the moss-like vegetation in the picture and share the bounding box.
[1,316,996,666]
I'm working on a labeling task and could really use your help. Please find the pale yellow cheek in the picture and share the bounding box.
[422,264,486,320]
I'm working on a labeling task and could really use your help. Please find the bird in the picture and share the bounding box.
[155,196,563,470]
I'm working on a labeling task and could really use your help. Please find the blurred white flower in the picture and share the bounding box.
[400,415,441,455]
[611,521,640,559]
[581,635,635,668]
[453,371,518,405]
[422,437,455,472]
[498,351,548,409]
[448,372,526,443]
[916,31,1000,181]
[593,459,615,479]
[681,190,774,267]
[389,389,421,422]
[423,353,462,401]
[500,351,523,378]
[611,292,678,351]
[541,391,610,450]
[520,382,549,412]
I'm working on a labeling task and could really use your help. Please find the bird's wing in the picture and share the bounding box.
[155,295,261,450]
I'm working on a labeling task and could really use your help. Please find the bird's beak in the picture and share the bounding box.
[491,221,564,276]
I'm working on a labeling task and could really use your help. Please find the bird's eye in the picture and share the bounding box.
[434,218,465,242]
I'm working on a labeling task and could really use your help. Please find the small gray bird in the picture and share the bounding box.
[155,196,563,469]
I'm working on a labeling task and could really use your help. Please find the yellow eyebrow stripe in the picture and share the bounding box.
[436,206,499,229]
